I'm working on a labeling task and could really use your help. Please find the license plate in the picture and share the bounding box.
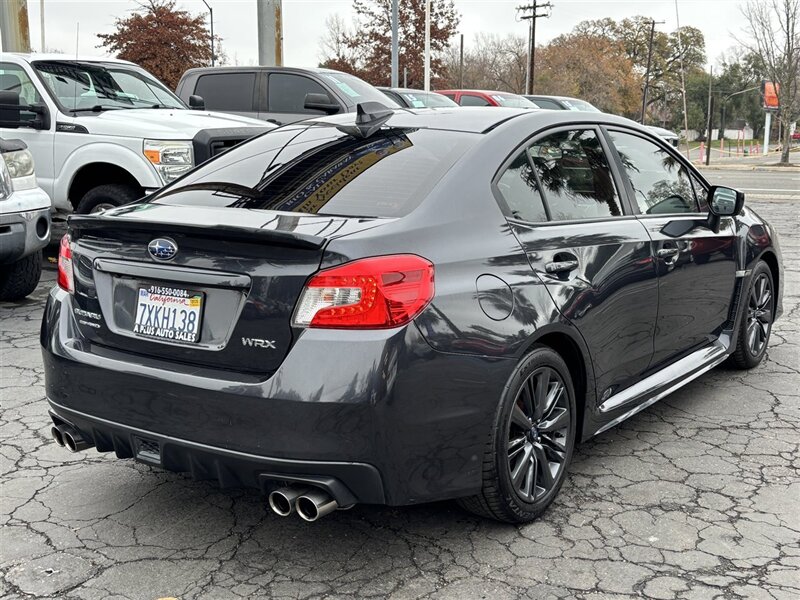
[132,285,203,343]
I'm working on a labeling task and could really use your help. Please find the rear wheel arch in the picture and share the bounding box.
[519,327,594,442]
[68,163,144,212]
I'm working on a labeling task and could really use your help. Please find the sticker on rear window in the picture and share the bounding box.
[323,75,360,98]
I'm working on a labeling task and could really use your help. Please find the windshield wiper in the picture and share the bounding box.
[69,105,127,113]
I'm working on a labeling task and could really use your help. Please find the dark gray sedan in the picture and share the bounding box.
[42,106,782,523]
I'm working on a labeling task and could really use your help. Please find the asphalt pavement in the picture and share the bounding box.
[1,190,798,600]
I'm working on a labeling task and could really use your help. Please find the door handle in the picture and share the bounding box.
[657,247,679,258]
[545,260,579,274]
[266,119,281,125]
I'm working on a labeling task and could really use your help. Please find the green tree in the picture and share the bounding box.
[98,0,216,90]
[319,0,460,87]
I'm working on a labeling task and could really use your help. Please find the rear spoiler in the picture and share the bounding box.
[67,215,327,251]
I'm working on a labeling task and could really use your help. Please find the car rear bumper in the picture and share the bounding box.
[42,286,515,506]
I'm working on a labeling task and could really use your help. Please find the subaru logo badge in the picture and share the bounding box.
[147,238,178,261]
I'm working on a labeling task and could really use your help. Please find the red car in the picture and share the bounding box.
[436,89,538,109]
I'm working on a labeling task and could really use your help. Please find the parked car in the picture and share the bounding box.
[523,95,601,112]
[645,125,680,147]
[377,87,458,108]
[526,95,681,146]
[437,89,537,108]
[0,137,51,300]
[0,54,272,215]
[43,106,782,523]
[176,66,399,126]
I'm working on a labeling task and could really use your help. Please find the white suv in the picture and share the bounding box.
[0,54,272,215]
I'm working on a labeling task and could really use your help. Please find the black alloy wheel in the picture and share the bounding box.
[730,261,775,369]
[507,366,570,503]
[459,346,576,523]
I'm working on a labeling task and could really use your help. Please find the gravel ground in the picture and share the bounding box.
[1,197,798,600]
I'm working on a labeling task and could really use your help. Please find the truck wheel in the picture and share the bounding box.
[0,251,42,301]
[76,184,141,214]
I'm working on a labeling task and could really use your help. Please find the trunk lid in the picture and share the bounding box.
[68,204,385,375]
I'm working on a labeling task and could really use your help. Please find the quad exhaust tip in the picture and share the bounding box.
[50,425,65,447]
[268,486,310,517]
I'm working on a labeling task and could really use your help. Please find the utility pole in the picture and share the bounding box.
[640,19,664,124]
[459,33,464,88]
[257,0,283,66]
[39,0,44,51]
[391,0,399,87]
[705,65,713,165]
[517,1,552,95]
[423,0,431,91]
[0,0,31,53]
[201,0,214,66]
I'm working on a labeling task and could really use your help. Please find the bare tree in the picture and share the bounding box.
[742,0,800,164]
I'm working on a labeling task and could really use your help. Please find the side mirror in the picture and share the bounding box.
[304,93,340,114]
[188,95,205,110]
[0,92,50,130]
[706,185,744,233]
[0,90,21,128]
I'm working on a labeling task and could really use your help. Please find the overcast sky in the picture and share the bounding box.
[18,0,748,71]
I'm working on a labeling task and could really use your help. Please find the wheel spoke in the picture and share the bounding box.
[541,433,567,455]
[758,290,771,310]
[747,319,759,350]
[539,407,569,433]
[508,436,526,460]
[522,457,535,499]
[511,404,530,430]
[532,443,554,490]
[521,378,535,417]
[533,369,550,421]
[511,443,533,486]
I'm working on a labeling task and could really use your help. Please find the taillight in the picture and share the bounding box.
[57,234,74,293]
[293,255,434,329]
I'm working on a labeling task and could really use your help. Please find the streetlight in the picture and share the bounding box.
[200,0,215,66]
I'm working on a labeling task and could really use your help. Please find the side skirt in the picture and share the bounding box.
[591,335,730,437]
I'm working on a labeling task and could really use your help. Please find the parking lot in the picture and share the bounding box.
[1,175,798,599]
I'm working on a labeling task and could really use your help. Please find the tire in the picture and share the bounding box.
[0,251,42,301]
[458,346,577,523]
[75,184,140,215]
[729,261,775,369]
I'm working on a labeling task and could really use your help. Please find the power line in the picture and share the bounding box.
[517,1,552,95]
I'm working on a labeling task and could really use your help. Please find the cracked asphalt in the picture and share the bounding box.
[1,195,798,600]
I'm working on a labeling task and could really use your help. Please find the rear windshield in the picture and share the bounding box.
[150,124,475,218]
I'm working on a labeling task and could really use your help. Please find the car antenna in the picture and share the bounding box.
[336,102,394,138]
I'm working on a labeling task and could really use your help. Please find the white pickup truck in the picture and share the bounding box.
[0,54,272,215]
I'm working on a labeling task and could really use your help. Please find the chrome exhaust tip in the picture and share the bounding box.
[296,489,339,522]
[51,425,65,447]
[62,426,91,453]
[268,486,310,517]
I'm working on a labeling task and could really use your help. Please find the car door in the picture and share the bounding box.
[499,126,659,399]
[0,61,55,201]
[262,72,343,125]
[192,70,259,119]
[604,128,738,367]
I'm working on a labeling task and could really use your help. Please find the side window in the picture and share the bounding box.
[195,73,255,112]
[690,173,709,211]
[268,73,332,114]
[531,98,562,110]
[460,94,490,107]
[608,130,700,215]
[440,93,456,100]
[528,129,622,220]
[497,152,548,222]
[0,63,43,125]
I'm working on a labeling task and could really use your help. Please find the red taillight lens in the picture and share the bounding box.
[293,255,435,329]
[57,234,74,293]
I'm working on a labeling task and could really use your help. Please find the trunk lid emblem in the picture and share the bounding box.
[148,238,178,261]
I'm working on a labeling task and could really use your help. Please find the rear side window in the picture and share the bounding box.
[460,94,490,106]
[497,152,548,222]
[528,129,622,220]
[608,130,699,214]
[531,98,563,110]
[151,126,476,218]
[194,73,255,112]
[268,73,332,114]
